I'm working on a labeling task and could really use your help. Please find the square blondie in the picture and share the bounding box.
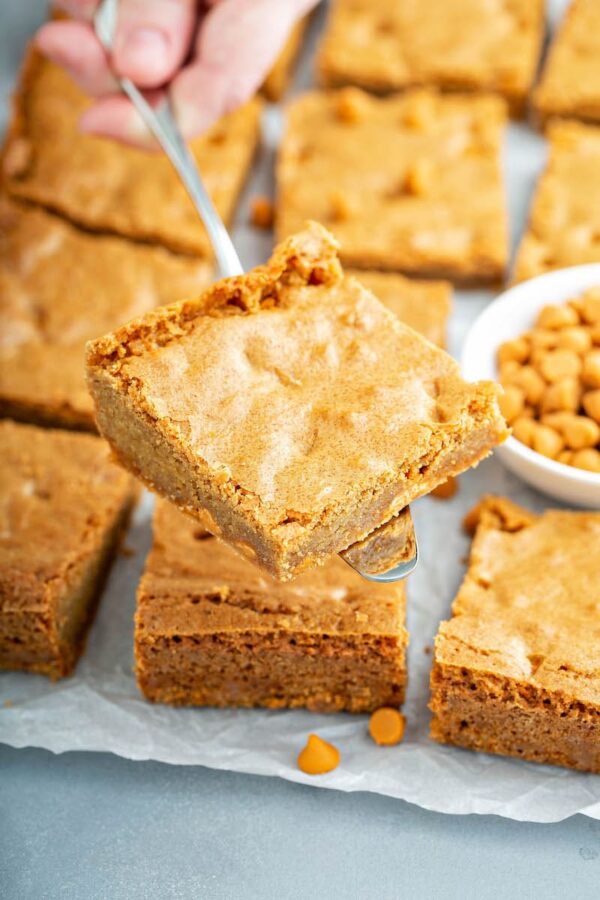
[277,89,508,283]
[1,49,262,257]
[513,120,600,283]
[350,270,451,347]
[534,0,600,126]
[430,496,600,773]
[135,501,408,712]
[86,223,507,581]
[318,0,544,116]
[0,420,136,679]
[0,195,212,431]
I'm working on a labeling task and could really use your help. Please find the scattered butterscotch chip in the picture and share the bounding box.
[431,476,459,500]
[250,195,274,230]
[297,734,340,775]
[369,708,406,746]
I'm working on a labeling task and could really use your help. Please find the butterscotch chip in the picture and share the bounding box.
[497,337,529,366]
[250,196,274,229]
[591,325,600,345]
[557,449,573,466]
[431,476,459,500]
[514,121,600,282]
[499,385,525,424]
[87,223,507,581]
[582,349,600,387]
[537,349,582,384]
[581,288,600,324]
[511,416,536,446]
[582,389,600,423]
[555,327,592,354]
[318,0,545,116]
[431,496,600,773]
[540,378,581,414]
[369,708,406,746]
[537,303,580,330]
[562,415,600,450]
[534,0,600,126]
[297,735,341,775]
[335,87,368,123]
[2,48,262,256]
[278,89,508,284]
[528,329,559,351]
[0,421,136,679]
[570,448,600,472]
[0,196,212,431]
[329,189,356,222]
[531,423,564,459]
[509,366,545,405]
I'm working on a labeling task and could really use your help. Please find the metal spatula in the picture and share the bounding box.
[93,0,418,582]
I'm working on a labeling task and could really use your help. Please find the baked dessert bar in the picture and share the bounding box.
[513,120,600,283]
[534,0,600,126]
[318,0,545,116]
[0,420,136,679]
[262,17,308,102]
[86,223,507,581]
[350,270,451,347]
[277,89,508,284]
[1,49,262,257]
[340,508,416,577]
[0,195,212,431]
[135,501,408,712]
[430,496,600,773]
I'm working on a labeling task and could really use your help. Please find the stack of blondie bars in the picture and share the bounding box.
[1,0,599,778]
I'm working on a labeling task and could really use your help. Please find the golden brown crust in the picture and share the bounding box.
[2,48,262,257]
[430,495,600,772]
[135,501,407,712]
[513,120,600,282]
[0,420,136,678]
[0,195,212,431]
[87,223,507,580]
[318,0,545,116]
[277,89,509,284]
[534,0,600,126]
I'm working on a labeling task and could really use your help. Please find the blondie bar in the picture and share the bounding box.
[350,271,451,347]
[318,0,544,116]
[0,196,212,430]
[0,420,136,678]
[513,120,600,282]
[534,0,600,126]
[277,89,508,283]
[430,496,600,773]
[1,49,262,257]
[135,501,408,712]
[87,223,507,581]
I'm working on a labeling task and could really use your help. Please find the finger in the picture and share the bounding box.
[79,92,164,150]
[112,0,196,89]
[35,21,117,96]
[171,0,317,137]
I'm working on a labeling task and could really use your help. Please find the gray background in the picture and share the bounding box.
[1,3,599,898]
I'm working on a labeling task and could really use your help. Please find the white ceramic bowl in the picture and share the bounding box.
[462,264,600,508]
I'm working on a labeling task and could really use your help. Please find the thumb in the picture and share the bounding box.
[112,0,197,89]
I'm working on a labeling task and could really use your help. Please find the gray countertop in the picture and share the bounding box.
[1,4,599,898]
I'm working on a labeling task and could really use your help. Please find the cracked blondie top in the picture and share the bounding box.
[514,120,600,283]
[277,89,508,284]
[534,0,600,126]
[1,48,262,257]
[0,195,212,430]
[436,496,600,706]
[87,223,506,579]
[318,0,544,115]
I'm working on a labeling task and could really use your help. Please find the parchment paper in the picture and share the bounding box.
[1,0,599,823]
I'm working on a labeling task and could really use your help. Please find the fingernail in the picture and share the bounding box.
[122,27,170,72]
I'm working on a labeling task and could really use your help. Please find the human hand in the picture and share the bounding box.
[36,0,316,147]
